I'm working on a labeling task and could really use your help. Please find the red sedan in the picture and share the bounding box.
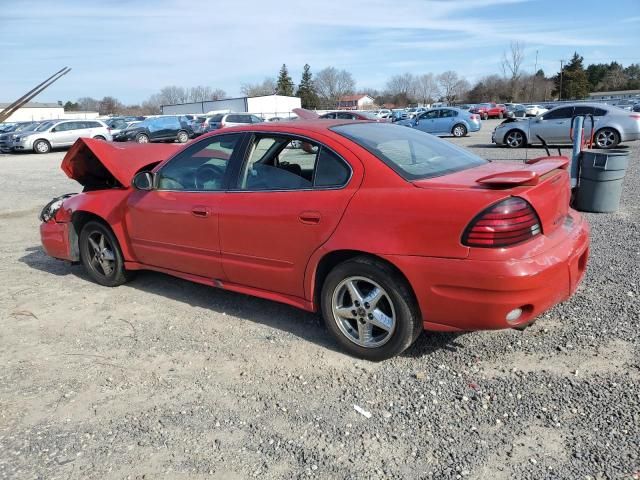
[40,120,589,360]
[470,103,507,120]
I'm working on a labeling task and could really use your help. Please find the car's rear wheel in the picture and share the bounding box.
[93,135,106,140]
[321,257,422,361]
[452,123,467,137]
[594,128,620,149]
[79,221,133,287]
[33,139,51,154]
[176,130,189,143]
[504,129,526,148]
[482,113,488,120]
[136,133,149,144]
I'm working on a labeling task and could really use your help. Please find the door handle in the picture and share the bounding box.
[191,206,210,217]
[299,211,321,224]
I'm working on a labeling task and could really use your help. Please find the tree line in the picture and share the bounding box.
[64,44,640,115]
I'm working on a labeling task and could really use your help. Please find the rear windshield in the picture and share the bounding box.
[208,114,224,122]
[331,123,486,180]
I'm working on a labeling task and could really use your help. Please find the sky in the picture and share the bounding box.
[1,0,639,104]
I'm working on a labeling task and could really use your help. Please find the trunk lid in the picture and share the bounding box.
[413,156,571,236]
[62,137,180,189]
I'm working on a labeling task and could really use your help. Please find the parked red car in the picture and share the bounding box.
[40,121,589,360]
[470,103,507,120]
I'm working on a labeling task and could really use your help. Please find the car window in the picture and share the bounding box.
[332,123,486,180]
[54,122,73,132]
[439,109,457,118]
[209,114,223,122]
[250,115,263,123]
[321,113,336,119]
[87,121,102,128]
[226,115,240,123]
[573,106,607,117]
[421,110,439,120]
[542,107,574,120]
[314,148,351,187]
[337,112,355,120]
[156,134,241,191]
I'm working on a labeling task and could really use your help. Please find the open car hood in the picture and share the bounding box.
[61,138,180,188]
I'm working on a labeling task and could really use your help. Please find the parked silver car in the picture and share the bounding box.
[12,119,112,153]
[492,103,640,149]
[0,121,41,152]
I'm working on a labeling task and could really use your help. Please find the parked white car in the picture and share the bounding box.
[12,119,112,153]
[524,104,548,116]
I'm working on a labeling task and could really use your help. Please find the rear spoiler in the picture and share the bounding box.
[476,156,569,187]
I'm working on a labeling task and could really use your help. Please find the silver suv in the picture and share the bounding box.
[12,119,112,154]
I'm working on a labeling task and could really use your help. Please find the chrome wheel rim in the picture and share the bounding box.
[87,232,115,277]
[137,135,149,143]
[332,276,396,348]
[506,131,523,147]
[453,126,465,137]
[177,132,188,142]
[596,130,615,148]
[35,141,48,153]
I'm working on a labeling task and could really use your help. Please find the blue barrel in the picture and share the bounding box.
[574,148,629,213]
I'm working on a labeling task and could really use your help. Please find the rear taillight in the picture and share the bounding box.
[219,122,225,128]
[462,197,541,248]
[471,114,480,121]
[630,114,640,119]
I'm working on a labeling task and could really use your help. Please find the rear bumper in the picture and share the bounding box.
[385,211,590,332]
[40,220,74,261]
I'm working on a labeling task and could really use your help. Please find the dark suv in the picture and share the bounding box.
[113,115,194,143]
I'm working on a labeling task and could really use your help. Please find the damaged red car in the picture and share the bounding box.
[40,121,589,360]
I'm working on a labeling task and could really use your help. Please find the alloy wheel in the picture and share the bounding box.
[87,231,116,277]
[137,135,149,144]
[505,130,524,147]
[35,141,49,153]
[596,129,616,148]
[331,276,396,348]
[453,125,466,137]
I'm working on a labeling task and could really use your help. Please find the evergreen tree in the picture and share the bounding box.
[296,64,319,109]
[554,52,589,100]
[276,64,295,96]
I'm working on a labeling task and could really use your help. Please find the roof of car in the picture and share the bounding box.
[201,119,371,137]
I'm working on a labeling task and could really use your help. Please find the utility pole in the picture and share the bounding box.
[530,50,539,101]
[559,59,565,101]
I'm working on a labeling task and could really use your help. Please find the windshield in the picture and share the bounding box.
[208,114,224,122]
[35,122,54,132]
[16,123,38,132]
[332,123,486,180]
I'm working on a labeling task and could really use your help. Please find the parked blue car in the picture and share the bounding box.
[397,107,481,137]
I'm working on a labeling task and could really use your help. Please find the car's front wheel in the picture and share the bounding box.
[321,257,422,361]
[33,139,51,154]
[504,129,526,148]
[79,221,133,287]
[136,133,149,144]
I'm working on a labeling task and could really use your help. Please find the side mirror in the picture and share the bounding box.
[132,171,155,191]
[535,116,543,122]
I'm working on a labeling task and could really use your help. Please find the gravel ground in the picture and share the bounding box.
[0,120,638,479]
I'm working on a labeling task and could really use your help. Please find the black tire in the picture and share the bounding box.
[504,129,527,148]
[320,256,422,361]
[33,139,51,154]
[176,130,189,143]
[482,113,488,120]
[93,135,106,140]
[79,221,133,287]
[452,123,468,137]
[136,133,150,144]
[593,128,620,149]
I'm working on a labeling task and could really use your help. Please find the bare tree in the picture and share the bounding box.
[386,73,416,98]
[98,96,123,115]
[158,86,188,105]
[187,86,227,102]
[77,97,100,112]
[314,67,356,107]
[414,73,439,105]
[501,41,525,101]
[240,78,276,97]
[437,71,460,103]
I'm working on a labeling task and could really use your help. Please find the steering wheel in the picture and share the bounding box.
[194,164,225,190]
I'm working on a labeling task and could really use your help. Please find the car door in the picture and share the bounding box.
[67,121,91,143]
[414,110,439,133]
[532,106,575,144]
[125,133,245,279]
[49,122,77,146]
[219,132,359,298]
[435,109,457,134]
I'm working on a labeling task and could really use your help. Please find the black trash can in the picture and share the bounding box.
[574,149,629,213]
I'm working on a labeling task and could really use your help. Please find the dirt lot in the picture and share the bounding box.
[1,120,638,479]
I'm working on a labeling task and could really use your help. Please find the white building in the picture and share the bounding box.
[161,95,302,119]
[588,89,640,101]
[337,94,375,110]
[0,101,99,122]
